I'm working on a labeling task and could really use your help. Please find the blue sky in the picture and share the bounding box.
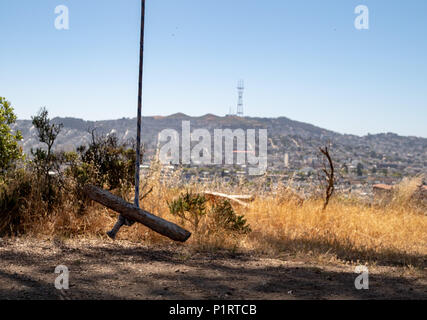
[0,0,426,137]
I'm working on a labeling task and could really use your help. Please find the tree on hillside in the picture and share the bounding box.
[0,97,23,173]
[31,107,63,207]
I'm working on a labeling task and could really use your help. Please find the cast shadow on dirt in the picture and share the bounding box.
[0,242,425,300]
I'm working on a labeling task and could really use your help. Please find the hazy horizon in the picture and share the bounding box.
[15,111,427,139]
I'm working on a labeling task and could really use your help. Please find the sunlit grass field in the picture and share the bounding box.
[18,168,426,269]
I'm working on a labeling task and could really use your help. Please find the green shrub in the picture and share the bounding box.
[211,200,251,234]
[76,133,137,191]
[169,192,251,235]
[0,97,23,174]
[65,133,140,212]
[168,191,207,232]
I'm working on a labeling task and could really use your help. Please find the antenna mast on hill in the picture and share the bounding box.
[237,80,244,117]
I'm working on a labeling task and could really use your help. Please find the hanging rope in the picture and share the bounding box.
[134,0,145,208]
[107,0,146,239]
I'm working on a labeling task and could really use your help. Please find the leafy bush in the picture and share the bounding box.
[65,132,140,212]
[76,132,137,191]
[0,97,23,173]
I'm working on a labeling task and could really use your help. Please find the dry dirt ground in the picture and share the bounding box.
[0,238,425,300]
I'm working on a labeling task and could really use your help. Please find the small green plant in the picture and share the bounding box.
[211,200,251,234]
[168,192,251,235]
[168,191,207,232]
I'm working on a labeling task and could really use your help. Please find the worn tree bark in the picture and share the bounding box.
[83,185,191,242]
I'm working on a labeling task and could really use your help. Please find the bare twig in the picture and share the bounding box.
[140,186,153,201]
[319,146,335,211]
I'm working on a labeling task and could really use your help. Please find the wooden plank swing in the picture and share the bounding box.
[84,185,191,242]
[84,0,191,243]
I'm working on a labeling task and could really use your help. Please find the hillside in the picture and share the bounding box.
[13,114,427,182]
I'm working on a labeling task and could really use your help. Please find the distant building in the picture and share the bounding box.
[284,153,289,168]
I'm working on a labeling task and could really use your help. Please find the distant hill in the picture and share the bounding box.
[13,114,427,176]
[14,114,336,153]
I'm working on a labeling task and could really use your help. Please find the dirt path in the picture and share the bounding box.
[0,238,425,300]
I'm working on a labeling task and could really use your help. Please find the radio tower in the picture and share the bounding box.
[237,80,244,117]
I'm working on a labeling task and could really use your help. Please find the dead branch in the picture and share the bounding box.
[319,146,335,211]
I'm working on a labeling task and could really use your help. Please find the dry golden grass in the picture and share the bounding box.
[244,197,426,267]
[14,167,427,269]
